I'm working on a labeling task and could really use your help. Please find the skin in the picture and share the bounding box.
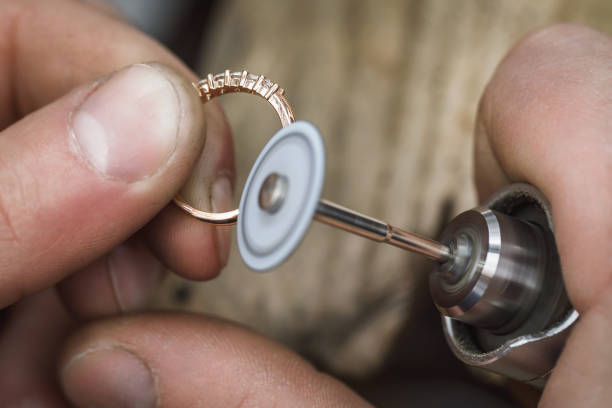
[0,0,370,406]
[0,0,608,406]
[475,24,612,407]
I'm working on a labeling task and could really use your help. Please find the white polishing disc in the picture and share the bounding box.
[237,121,326,271]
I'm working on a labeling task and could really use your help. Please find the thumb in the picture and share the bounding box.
[0,63,205,308]
[59,314,372,407]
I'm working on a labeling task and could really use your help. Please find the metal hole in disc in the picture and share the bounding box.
[258,173,288,213]
[237,121,326,271]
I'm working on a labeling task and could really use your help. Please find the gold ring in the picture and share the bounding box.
[173,70,296,225]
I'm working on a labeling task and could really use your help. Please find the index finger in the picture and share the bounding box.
[0,0,193,126]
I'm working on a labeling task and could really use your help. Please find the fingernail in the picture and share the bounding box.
[108,244,165,312]
[72,64,180,182]
[211,176,233,266]
[61,347,157,408]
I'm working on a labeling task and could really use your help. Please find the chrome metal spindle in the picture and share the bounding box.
[314,199,451,262]
[258,173,452,263]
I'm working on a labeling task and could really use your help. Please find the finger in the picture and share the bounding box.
[0,0,193,121]
[473,24,612,312]
[59,314,372,408]
[57,239,165,321]
[1,0,236,281]
[0,288,73,407]
[0,63,204,308]
[540,295,612,406]
[145,100,235,280]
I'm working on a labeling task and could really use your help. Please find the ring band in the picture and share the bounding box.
[173,70,296,225]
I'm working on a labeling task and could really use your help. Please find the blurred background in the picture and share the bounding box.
[100,1,612,406]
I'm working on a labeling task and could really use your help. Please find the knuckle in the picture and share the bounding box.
[483,23,612,126]
[517,24,600,54]
[505,23,608,70]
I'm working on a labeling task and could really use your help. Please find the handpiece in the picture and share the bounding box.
[237,121,577,385]
[169,71,578,385]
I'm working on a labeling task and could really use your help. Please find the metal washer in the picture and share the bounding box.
[237,121,326,271]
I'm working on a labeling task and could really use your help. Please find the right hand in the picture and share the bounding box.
[474,24,612,407]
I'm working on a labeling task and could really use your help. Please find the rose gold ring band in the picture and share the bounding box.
[173,70,295,225]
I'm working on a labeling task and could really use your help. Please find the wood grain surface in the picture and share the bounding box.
[152,0,612,386]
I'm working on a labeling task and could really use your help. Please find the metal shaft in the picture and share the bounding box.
[258,173,452,262]
[314,199,451,262]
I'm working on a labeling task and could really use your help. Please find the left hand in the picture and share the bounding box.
[0,1,371,406]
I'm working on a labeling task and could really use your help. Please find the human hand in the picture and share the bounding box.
[474,24,612,407]
[0,0,370,406]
